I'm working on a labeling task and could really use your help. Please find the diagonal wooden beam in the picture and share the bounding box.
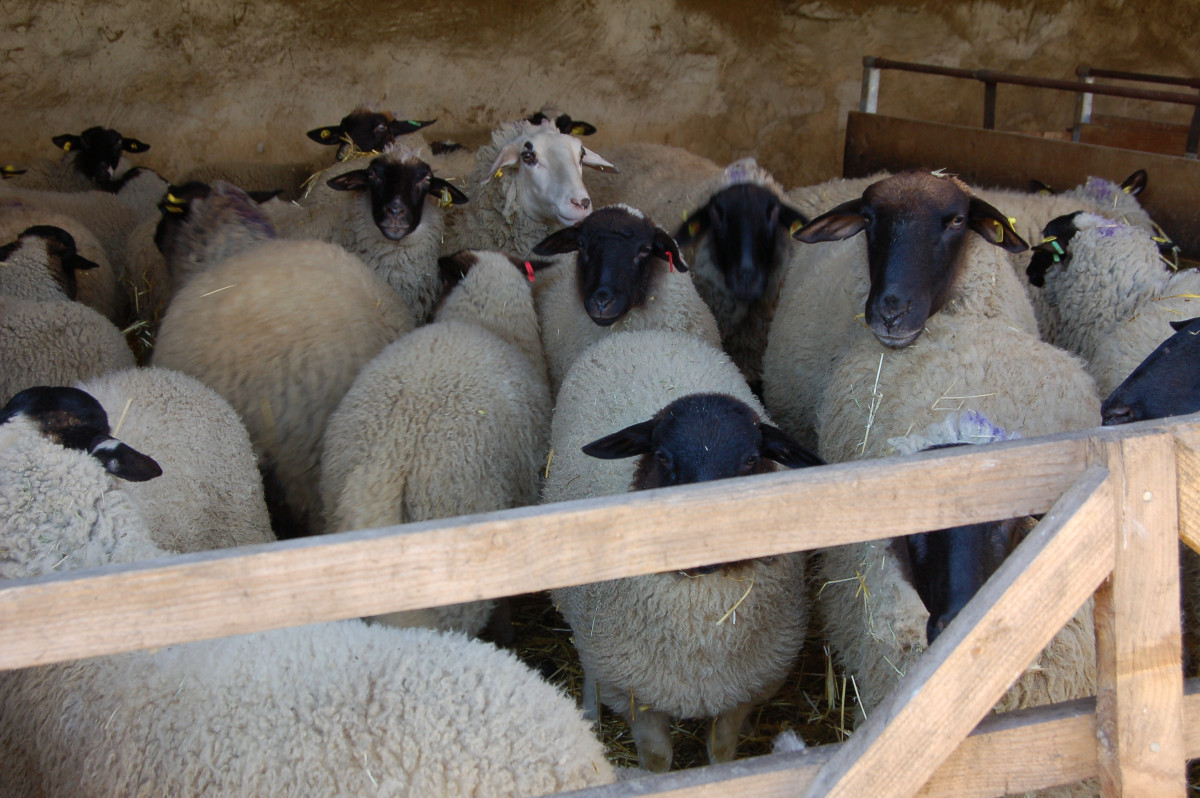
[1094,432,1186,795]
[799,465,1116,798]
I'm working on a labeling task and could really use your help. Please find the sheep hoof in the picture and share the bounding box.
[709,701,754,764]
[630,709,672,773]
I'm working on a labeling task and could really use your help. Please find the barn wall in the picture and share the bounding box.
[1,0,1197,190]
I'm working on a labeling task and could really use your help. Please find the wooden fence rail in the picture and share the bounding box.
[4,412,1200,796]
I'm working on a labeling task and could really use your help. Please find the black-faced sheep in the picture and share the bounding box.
[531,204,721,396]
[306,107,437,161]
[544,329,820,772]
[8,126,150,192]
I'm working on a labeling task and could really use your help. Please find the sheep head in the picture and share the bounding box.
[307,109,436,161]
[51,126,150,187]
[1102,316,1200,426]
[326,152,467,241]
[792,170,1027,349]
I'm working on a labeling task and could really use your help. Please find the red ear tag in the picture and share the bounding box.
[666,251,675,272]
[524,261,535,282]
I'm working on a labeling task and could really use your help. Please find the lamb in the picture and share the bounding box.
[1027,211,1200,397]
[7,126,150,192]
[77,367,274,553]
[531,204,722,397]
[588,145,806,385]
[0,225,100,303]
[320,250,552,635]
[0,198,123,321]
[440,118,617,257]
[0,296,135,404]
[544,329,822,772]
[762,170,1037,449]
[273,143,467,323]
[0,386,615,797]
[151,207,415,538]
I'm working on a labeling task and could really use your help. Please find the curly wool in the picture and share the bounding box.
[78,367,274,554]
[0,295,135,405]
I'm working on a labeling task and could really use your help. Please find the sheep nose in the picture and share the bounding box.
[591,288,613,311]
[1101,404,1135,426]
[572,197,591,211]
[878,296,909,330]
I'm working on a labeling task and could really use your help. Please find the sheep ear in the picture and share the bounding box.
[121,137,150,153]
[0,240,17,262]
[760,424,824,468]
[1169,317,1200,332]
[2,165,26,179]
[326,170,370,192]
[562,116,597,136]
[430,177,469,208]
[791,198,869,243]
[582,147,618,174]
[674,203,711,248]
[64,253,99,273]
[88,435,162,483]
[390,118,436,137]
[581,420,656,460]
[1121,169,1148,196]
[967,197,1028,253]
[531,226,582,256]
[652,227,687,272]
[307,125,345,145]
[483,141,522,184]
[1029,179,1054,195]
[52,134,82,153]
[244,189,283,204]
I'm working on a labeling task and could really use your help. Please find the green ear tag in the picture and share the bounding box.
[407,119,420,126]
[1051,240,1064,255]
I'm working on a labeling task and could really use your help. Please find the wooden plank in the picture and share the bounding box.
[1172,424,1200,556]
[563,681,1200,798]
[1094,433,1186,795]
[842,112,1200,260]
[1079,114,1195,158]
[798,465,1116,798]
[0,434,1091,671]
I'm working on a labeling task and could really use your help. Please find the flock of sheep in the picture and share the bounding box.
[1,104,1197,796]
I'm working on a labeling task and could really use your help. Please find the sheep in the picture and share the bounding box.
[306,107,437,162]
[77,367,274,553]
[531,204,722,397]
[762,170,1038,449]
[0,197,123,321]
[0,225,100,303]
[273,143,468,323]
[320,250,552,636]
[544,329,821,772]
[151,222,415,538]
[0,386,615,798]
[7,126,150,192]
[0,296,135,404]
[440,118,617,258]
[1027,211,1200,397]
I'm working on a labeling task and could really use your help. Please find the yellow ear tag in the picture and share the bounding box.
[790,219,805,236]
[61,141,72,152]
[493,168,504,180]
[1008,216,1017,228]
[1123,184,1133,194]
[688,220,700,237]
[165,193,185,205]
[439,188,453,209]
[165,204,184,214]
[320,129,332,139]
[993,219,1005,243]
[571,125,588,136]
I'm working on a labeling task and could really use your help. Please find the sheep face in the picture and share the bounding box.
[1102,316,1200,426]
[793,170,1027,348]
[0,225,99,301]
[1,386,162,481]
[675,184,807,304]
[306,110,436,160]
[582,392,822,489]
[484,125,616,227]
[50,126,149,187]
[1026,212,1082,288]
[533,205,684,326]
[326,156,467,242]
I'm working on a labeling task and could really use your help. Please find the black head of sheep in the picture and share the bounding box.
[1102,316,1200,426]
[326,154,468,242]
[51,126,150,187]
[306,109,435,160]
[791,170,1028,349]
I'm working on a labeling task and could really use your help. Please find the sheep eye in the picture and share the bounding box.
[374,123,387,135]
[521,150,538,166]
[744,454,760,470]
[947,214,966,229]
[637,246,652,260]
[654,450,671,467]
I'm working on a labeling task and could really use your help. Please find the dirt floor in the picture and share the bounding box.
[1,0,1197,189]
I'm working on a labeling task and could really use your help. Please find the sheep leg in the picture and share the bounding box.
[627,707,673,773]
[708,699,756,764]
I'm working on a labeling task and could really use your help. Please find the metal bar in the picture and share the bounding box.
[1187,103,1200,159]
[861,62,880,113]
[1078,64,1200,91]
[1074,74,1094,143]
[863,57,1200,107]
[983,81,997,130]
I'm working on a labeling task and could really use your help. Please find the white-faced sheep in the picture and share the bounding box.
[545,329,821,772]
[1027,211,1200,397]
[440,118,617,257]
[151,195,415,539]
[762,170,1038,449]
[0,225,101,303]
[531,204,722,397]
[0,386,615,798]
[7,126,150,192]
[272,143,468,323]
[320,250,552,635]
[77,367,274,553]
